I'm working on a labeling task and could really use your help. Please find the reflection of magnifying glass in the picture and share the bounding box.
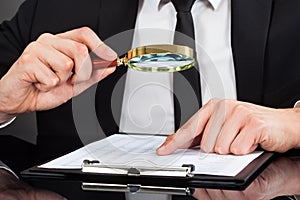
[92,44,195,72]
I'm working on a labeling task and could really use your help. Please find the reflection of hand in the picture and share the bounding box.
[192,157,300,200]
[0,27,117,123]
[0,169,66,200]
[157,99,300,155]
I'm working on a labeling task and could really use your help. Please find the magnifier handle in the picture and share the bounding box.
[92,58,119,69]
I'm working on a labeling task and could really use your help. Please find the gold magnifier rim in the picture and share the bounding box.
[127,44,194,60]
[119,44,195,72]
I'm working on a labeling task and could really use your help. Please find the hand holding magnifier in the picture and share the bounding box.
[92,44,195,72]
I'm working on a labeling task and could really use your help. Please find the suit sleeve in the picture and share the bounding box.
[0,117,16,129]
[0,0,38,77]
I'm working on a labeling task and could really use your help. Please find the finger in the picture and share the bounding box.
[205,189,226,200]
[33,61,61,92]
[230,126,260,155]
[57,27,117,61]
[32,41,75,85]
[156,114,200,156]
[38,34,93,83]
[200,99,228,153]
[88,44,118,83]
[156,100,212,155]
[214,105,247,154]
[92,43,118,62]
[17,51,60,92]
[57,28,117,82]
[193,189,212,200]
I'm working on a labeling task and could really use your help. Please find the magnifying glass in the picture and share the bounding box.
[91,44,195,72]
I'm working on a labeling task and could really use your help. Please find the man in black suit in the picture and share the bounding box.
[0,0,300,199]
[156,0,300,156]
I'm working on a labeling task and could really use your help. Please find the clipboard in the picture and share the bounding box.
[21,134,274,196]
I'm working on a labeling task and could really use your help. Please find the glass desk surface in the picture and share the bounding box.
[17,150,300,200]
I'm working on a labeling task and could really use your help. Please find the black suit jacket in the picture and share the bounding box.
[0,0,300,172]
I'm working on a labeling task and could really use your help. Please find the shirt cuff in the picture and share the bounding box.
[294,100,300,108]
[0,117,16,129]
[0,161,18,179]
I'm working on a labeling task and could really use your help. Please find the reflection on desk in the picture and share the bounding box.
[192,156,300,200]
[16,155,300,200]
[0,168,65,200]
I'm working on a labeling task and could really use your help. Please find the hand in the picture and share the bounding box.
[192,157,300,200]
[157,99,300,155]
[0,169,66,200]
[0,27,117,122]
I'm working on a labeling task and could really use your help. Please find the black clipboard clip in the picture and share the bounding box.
[81,160,195,195]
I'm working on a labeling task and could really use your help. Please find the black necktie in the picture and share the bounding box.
[172,0,202,130]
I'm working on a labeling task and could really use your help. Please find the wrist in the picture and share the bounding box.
[0,91,15,124]
[292,108,300,149]
[0,81,15,124]
[0,108,16,125]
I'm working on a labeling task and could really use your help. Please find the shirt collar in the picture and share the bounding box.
[158,0,222,11]
[208,0,222,10]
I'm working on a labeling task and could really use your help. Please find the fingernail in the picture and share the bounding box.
[156,145,167,155]
[159,145,166,151]
[105,47,117,59]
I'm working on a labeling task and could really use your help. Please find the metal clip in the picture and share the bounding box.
[82,160,194,178]
[82,182,193,196]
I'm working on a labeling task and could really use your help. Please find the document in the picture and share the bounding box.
[39,134,263,177]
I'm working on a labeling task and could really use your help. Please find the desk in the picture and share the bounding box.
[18,150,300,200]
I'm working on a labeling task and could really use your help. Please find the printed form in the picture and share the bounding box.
[39,134,263,176]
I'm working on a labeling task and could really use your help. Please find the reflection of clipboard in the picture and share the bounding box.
[21,134,274,196]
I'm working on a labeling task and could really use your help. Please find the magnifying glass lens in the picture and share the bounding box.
[127,53,194,72]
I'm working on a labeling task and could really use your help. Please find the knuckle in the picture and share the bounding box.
[229,145,242,155]
[216,99,225,108]
[74,43,89,56]
[214,145,228,155]
[62,58,74,71]
[224,99,235,106]
[229,146,237,154]
[217,99,233,108]
[48,78,59,88]
[26,41,40,51]
[247,113,261,126]
[207,99,214,106]
[78,26,92,38]
[206,98,217,109]
[232,104,248,116]
[37,33,54,42]
[208,98,223,110]
[209,98,219,104]
[18,52,34,66]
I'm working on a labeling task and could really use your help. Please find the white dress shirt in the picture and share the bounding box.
[0,117,16,129]
[120,0,236,135]
[124,1,234,199]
